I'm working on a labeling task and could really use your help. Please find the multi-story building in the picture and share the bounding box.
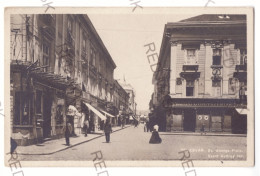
[119,80,137,117]
[151,14,247,133]
[113,80,130,125]
[10,14,118,145]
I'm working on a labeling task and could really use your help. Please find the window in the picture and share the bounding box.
[67,18,74,47]
[90,47,96,66]
[228,78,236,94]
[82,37,86,53]
[56,105,64,124]
[14,92,30,125]
[68,18,72,33]
[240,49,247,65]
[186,80,194,96]
[36,90,42,114]
[42,42,50,71]
[176,78,182,85]
[212,80,221,87]
[213,49,222,65]
[212,79,221,97]
[81,35,87,61]
[186,49,196,65]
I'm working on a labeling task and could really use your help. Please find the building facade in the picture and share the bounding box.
[113,80,130,125]
[151,15,247,133]
[119,80,137,117]
[10,14,120,145]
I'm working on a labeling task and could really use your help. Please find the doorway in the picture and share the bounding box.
[43,94,52,138]
[183,109,196,132]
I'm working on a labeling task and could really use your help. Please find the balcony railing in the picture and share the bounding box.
[183,65,199,72]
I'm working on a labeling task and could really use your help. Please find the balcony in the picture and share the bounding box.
[183,65,199,72]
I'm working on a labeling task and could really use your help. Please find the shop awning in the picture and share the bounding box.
[100,110,115,118]
[84,103,106,121]
[236,108,249,115]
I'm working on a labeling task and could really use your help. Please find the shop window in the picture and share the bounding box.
[186,80,194,96]
[240,49,247,65]
[14,92,30,125]
[36,90,42,114]
[213,49,222,65]
[56,104,64,124]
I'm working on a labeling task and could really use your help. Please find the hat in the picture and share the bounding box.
[153,125,159,131]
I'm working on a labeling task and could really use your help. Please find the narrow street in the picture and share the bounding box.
[19,124,247,161]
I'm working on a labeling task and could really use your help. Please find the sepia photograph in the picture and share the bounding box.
[4,7,254,167]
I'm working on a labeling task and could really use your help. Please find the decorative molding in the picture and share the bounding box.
[169,41,178,46]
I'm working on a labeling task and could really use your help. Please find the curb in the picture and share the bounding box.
[160,133,247,137]
[18,125,131,155]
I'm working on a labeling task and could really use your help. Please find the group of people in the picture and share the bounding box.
[63,111,162,146]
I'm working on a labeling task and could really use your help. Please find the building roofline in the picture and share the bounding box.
[81,15,117,69]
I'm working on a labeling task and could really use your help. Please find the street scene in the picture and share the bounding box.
[7,10,251,164]
[18,124,246,161]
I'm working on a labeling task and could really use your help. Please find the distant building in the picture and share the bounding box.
[113,80,130,125]
[151,15,247,133]
[119,79,137,117]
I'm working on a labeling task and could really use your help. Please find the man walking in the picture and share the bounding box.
[84,119,89,137]
[104,119,112,143]
[63,118,73,146]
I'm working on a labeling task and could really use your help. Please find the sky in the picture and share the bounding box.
[88,12,197,111]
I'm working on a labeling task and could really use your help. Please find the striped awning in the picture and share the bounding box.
[84,103,106,121]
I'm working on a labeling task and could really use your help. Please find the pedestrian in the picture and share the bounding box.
[104,119,112,143]
[144,121,147,132]
[134,119,138,128]
[84,119,89,137]
[200,123,206,135]
[146,121,150,132]
[149,125,162,144]
[63,118,73,146]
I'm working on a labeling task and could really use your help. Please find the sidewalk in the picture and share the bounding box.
[160,131,247,137]
[17,125,130,155]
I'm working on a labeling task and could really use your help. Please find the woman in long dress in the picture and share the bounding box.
[149,125,162,144]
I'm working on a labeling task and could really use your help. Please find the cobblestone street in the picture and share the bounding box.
[18,124,247,161]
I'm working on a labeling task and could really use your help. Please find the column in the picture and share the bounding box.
[222,44,230,96]
[170,42,177,95]
[205,42,212,96]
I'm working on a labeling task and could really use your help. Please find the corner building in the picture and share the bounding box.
[152,15,247,134]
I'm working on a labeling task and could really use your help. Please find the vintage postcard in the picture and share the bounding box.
[4,7,254,168]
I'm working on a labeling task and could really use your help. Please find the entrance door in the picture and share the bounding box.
[43,94,52,138]
[183,109,196,132]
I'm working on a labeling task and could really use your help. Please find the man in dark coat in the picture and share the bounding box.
[104,119,112,143]
[63,119,73,146]
[149,125,162,144]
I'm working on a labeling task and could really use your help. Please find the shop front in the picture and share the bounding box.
[11,61,75,146]
[165,98,247,134]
